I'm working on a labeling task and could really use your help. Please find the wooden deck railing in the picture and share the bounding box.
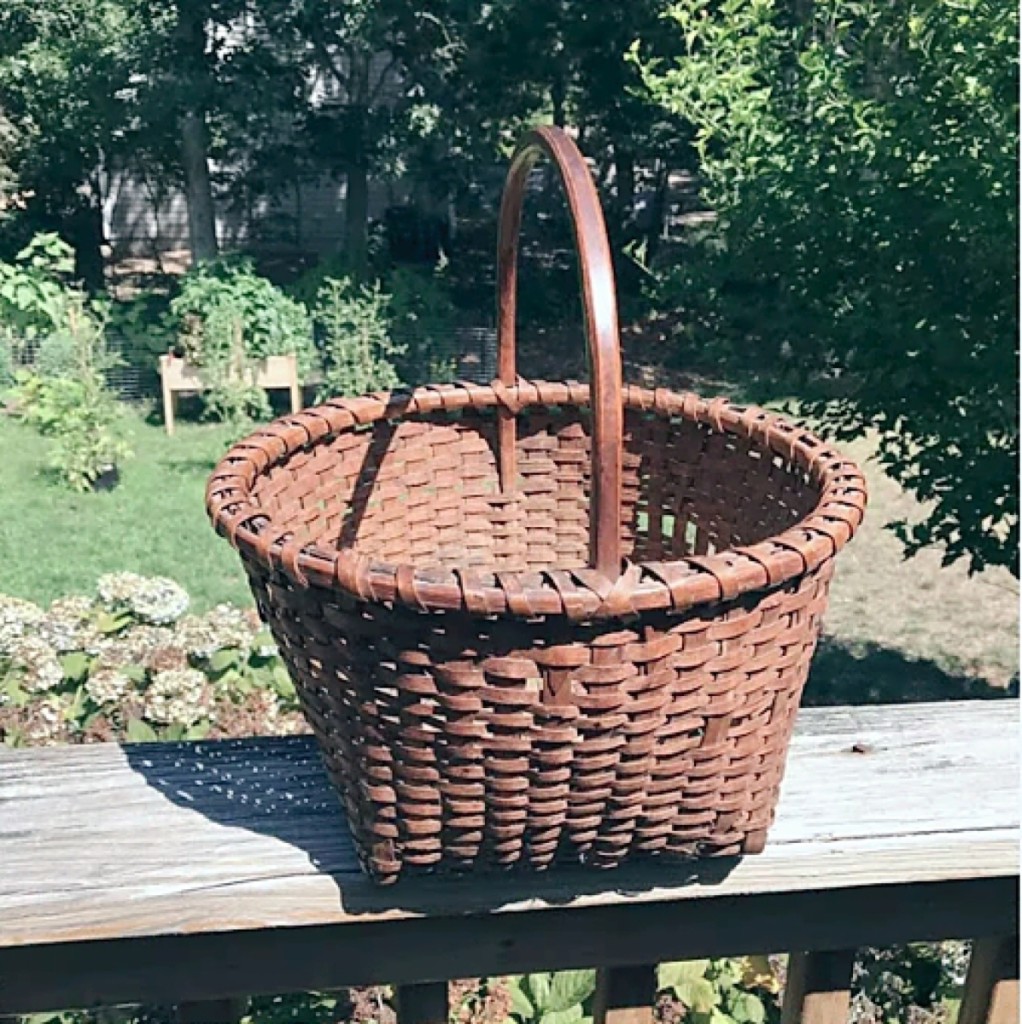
[0,700,1017,1024]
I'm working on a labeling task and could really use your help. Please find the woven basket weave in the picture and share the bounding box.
[207,126,867,884]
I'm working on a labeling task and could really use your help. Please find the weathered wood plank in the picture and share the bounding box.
[0,701,1016,1014]
[781,950,856,1024]
[959,937,1020,1024]
[0,701,1014,950]
[0,878,1016,1013]
[593,965,656,1024]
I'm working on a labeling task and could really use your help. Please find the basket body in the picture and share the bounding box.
[210,126,865,884]
[226,390,850,883]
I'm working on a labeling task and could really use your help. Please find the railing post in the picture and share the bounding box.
[959,937,1019,1024]
[781,950,857,1024]
[395,982,450,1024]
[593,965,657,1024]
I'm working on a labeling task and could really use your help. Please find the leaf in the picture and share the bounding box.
[527,974,554,1014]
[675,979,719,1014]
[65,682,88,721]
[539,1006,584,1024]
[1,675,30,708]
[741,956,780,995]
[659,961,711,993]
[186,721,211,740]
[727,993,766,1024]
[208,647,241,674]
[507,977,534,1020]
[125,718,158,743]
[124,664,147,684]
[547,971,597,1013]
[96,610,132,634]
[252,629,275,650]
[59,651,90,683]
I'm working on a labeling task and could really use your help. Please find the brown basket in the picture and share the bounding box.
[207,126,867,884]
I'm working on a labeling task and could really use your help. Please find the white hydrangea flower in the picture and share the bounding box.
[93,625,174,671]
[940,942,971,989]
[175,605,254,660]
[0,595,46,656]
[77,626,111,657]
[36,618,79,654]
[97,572,147,606]
[9,635,64,693]
[96,573,189,625]
[128,577,190,626]
[85,667,133,707]
[22,695,68,745]
[38,594,96,653]
[144,668,210,727]
[48,595,94,621]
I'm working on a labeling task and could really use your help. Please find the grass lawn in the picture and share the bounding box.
[1,402,1017,691]
[0,408,251,611]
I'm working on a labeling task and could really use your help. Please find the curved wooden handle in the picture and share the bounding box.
[496,125,624,578]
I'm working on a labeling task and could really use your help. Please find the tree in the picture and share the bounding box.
[638,0,1019,576]
[0,0,136,286]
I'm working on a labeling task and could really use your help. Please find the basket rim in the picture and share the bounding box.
[206,379,868,621]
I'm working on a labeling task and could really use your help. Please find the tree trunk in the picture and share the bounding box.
[175,4,218,265]
[645,161,671,264]
[345,154,369,279]
[344,53,371,280]
[614,146,636,245]
[68,194,105,293]
[181,110,218,264]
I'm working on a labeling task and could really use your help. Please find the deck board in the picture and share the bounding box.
[0,700,1016,953]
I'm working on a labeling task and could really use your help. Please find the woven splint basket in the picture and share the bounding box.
[207,126,867,884]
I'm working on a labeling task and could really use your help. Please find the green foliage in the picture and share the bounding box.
[18,372,132,491]
[387,263,459,384]
[637,0,1019,576]
[103,289,175,371]
[313,276,401,400]
[659,959,774,1024]
[507,970,597,1024]
[4,235,133,491]
[0,233,79,353]
[169,257,315,429]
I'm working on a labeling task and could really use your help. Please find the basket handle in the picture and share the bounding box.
[496,125,624,579]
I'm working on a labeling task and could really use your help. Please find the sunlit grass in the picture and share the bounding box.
[0,407,251,611]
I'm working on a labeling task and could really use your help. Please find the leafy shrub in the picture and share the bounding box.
[0,575,304,747]
[12,272,133,491]
[0,333,13,391]
[310,263,461,400]
[169,257,315,428]
[313,276,402,400]
[637,0,1019,575]
[0,233,82,354]
[103,289,175,373]
[387,263,459,384]
[18,372,132,490]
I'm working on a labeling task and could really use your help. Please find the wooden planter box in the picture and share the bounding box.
[158,353,302,435]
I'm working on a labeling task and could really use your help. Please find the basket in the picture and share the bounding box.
[207,126,867,884]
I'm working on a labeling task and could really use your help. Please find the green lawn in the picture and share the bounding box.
[0,408,251,611]
[1,403,1017,690]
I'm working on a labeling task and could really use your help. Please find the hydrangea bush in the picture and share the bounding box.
[0,574,306,747]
